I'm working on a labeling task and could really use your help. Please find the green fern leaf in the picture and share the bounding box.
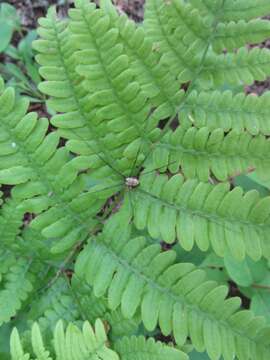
[33,7,127,178]
[100,0,184,121]
[180,90,270,135]
[213,19,270,52]
[0,79,112,254]
[147,125,270,181]
[69,0,158,166]
[0,198,23,248]
[144,0,209,81]
[0,258,33,325]
[131,172,270,261]
[200,47,270,88]
[190,0,270,22]
[34,2,157,176]
[114,336,188,360]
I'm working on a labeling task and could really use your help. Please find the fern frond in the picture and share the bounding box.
[100,0,184,120]
[0,251,16,283]
[68,0,159,165]
[0,198,23,247]
[181,90,270,135]
[190,0,270,22]
[10,319,119,360]
[75,230,270,360]
[0,258,33,325]
[213,19,270,52]
[114,336,188,360]
[0,77,117,252]
[0,85,39,185]
[147,125,270,181]
[0,79,111,254]
[34,2,158,175]
[144,0,210,81]
[200,47,270,88]
[33,7,129,178]
[131,172,270,261]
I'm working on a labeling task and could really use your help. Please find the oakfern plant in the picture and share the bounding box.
[1,0,270,359]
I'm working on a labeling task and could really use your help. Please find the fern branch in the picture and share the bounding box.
[181,90,270,135]
[0,198,24,247]
[34,7,127,178]
[147,125,270,181]
[0,258,33,325]
[70,0,161,164]
[213,19,270,52]
[131,172,270,261]
[114,336,188,360]
[144,0,209,81]
[200,47,270,88]
[0,80,110,255]
[190,0,270,22]
[100,0,185,120]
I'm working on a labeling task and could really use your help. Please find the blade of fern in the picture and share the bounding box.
[198,47,270,89]
[34,7,129,179]
[212,19,270,53]
[139,0,226,171]
[144,0,212,82]
[0,80,111,255]
[134,185,251,250]
[0,198,24,248]
[0,258,33,325]
[147,125,270,182]
[100,0,190,178]
[190,0,270,22]
[114,336,188,360]
[143,0,270,176]
[100,0,184,120]
[35,4,131,179]
[180,90,270,135]
[75,230,270,360]
[132,172,270,261]
[68,0,160,173]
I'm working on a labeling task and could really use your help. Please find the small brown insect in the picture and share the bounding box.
[125,177,140,188]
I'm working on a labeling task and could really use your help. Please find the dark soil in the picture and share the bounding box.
[8,0,145,28]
